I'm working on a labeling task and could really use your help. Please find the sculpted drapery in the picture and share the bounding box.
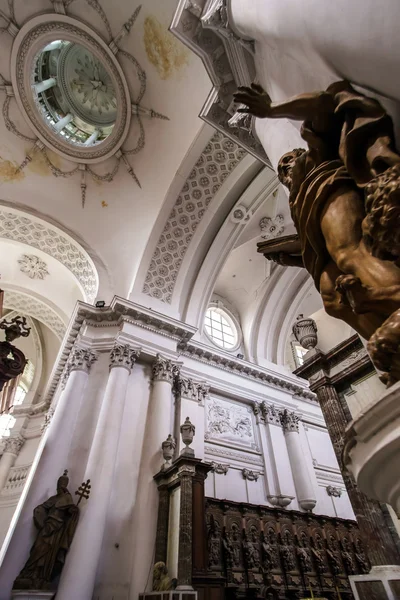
[235,81,400,385]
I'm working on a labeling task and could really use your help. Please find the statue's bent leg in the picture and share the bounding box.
[319,263,384,340]
[320,185,400,316]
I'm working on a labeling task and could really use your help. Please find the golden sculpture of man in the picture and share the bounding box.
[234,81,400,384]
[13,470,79,590]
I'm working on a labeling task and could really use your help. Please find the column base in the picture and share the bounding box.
[11,592,55,600]
[349,565,400,600]
[139,593,197,600]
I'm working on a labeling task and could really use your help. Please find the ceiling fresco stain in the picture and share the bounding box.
[0,156,25,183]
[143,15,189,80]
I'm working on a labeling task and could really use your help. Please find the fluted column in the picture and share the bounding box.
[0,435,24,492]
[261,403,296,507]
[0,345,97,600]
[281,410,317,511]
[56,343,140,600]
[129,354,176,600]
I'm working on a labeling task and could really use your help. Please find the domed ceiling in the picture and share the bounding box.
[0,0,212,302]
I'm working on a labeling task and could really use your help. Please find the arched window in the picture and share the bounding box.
[204,306,240,350]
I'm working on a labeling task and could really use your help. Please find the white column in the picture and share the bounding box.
[0,346,97,600]
[34,78,56,94]
[56,343,140,600]
[0,435,24,492]
[281,410,317,511]
[261,403,296,508]
[84,129,100,146]
[54,113,73,132]
[129,354,176,600]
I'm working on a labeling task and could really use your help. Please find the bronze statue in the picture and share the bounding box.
[13,470,79,590]
[235,81,400,385]
[152,562,177,591]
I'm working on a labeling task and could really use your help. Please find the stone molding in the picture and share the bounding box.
[109,343,140,372]
[171,0,269,165]
[205,444,264,466]
[152,354,176,384]
[68,346,98,375]
[294,334,373,392]
[211,462,229,475]
[242,468,259,481]
[41,407,55,434]
[280,410,300,433]
[3,435,24,455]
[179,339,315,400]
[326,485,342,498]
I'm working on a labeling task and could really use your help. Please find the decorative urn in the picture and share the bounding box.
[180,416,195,457]
[292,314,318,350]
[161,434,176,468]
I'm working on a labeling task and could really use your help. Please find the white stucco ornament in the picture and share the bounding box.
[0,2,168,206]
[18,254,49,280]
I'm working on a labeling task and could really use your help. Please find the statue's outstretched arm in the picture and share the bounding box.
[233,83,335,129]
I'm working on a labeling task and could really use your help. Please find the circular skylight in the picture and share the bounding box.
[33,40,116,147]
[204,307,239,350]
[11,15,131,163]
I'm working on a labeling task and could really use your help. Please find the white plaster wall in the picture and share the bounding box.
[230,0,400,104]
[344,372,386,420]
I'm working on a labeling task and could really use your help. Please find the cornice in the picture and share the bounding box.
[179,339,316,400]
[295,336,374,391]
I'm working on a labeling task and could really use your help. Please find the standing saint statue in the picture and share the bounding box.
[13,470,79,590]
[234,81,400,385]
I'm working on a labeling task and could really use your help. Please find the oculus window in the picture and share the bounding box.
[204,307,239,350]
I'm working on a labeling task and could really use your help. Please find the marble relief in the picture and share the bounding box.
[205,397,256,448]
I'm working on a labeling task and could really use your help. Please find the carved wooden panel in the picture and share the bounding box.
[202,498,369,599]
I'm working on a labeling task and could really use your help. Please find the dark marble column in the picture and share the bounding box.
[154,484,170,564]
[316,383,399,566]
[177,463,195,589]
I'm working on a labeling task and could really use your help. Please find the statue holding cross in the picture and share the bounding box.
[13,470,91,591]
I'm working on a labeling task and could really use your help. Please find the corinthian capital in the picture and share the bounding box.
[280,409,300,433]
[69,346,98,374]
[109,344,140,373]
[3,435,25,455]
[176,375,210,403]
[152,354,175,384]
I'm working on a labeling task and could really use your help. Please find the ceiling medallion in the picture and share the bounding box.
[0,1,168,206]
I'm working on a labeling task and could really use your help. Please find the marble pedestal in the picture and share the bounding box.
[11,592,55,600]
[349,565,400,600]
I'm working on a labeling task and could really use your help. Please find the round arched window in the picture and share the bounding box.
[204,306,239,350]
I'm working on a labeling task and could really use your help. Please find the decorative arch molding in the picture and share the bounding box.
[2,287,67,339]
[249,267,311,366]
[140,130,249,304]
[0,201,102,303]
[184,166,277,329]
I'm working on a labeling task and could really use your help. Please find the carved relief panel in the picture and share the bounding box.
[205,396,257,450]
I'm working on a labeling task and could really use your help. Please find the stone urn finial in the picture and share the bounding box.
[161,434,176,468]
[292,314,318,350]
[180,416,195,457]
